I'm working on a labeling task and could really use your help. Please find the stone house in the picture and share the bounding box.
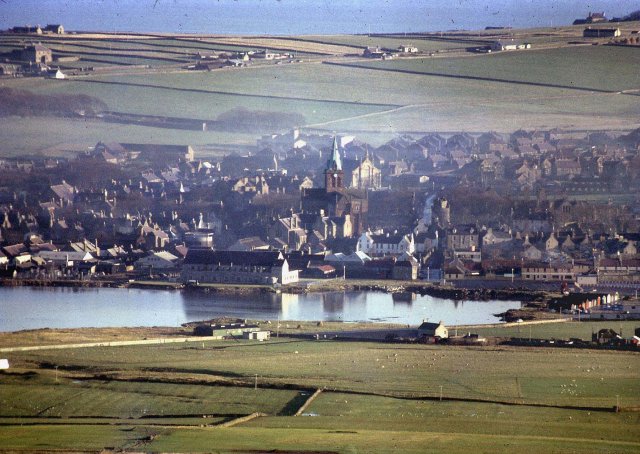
[418,321,448,339]
[21,44,52,64]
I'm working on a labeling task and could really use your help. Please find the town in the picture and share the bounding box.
[1,125,640,319]
[0,3,639,453]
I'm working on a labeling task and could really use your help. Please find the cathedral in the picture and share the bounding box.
[301,137,368,237]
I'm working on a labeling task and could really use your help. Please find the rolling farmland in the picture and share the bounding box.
[1,30,639,157]
[1,335,638,452]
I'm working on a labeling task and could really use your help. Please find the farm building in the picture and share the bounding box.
[418,321,448,339]
[21,44,52,64]
[398,45,418,53]
[44,24,64,34]
[47,69,65,79]
[583,27,621,38]
[10,25,42,34]
[574,12,608,25]
[194,322,260,338]
[490,40,531,51]
[181,249,299,285]
[363,46,386,58]
[243,330,271,341]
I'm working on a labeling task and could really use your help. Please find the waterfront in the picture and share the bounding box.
[0,287,522,331]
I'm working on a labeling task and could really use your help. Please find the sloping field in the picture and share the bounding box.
[344,45,640,93]
[9,339,640,407]
[288,34,490,52]
[1,337,639,452]
[1,37,639,155]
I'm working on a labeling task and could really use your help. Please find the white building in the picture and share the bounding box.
[490,40,531,51]
[357,231,415,256]
[182,249,298,285]
[37,250,94,266]
[135,251,179,270]
[398,45,418,53]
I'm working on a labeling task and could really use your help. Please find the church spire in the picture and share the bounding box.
[324,136,344,192]
[327,136,342,171]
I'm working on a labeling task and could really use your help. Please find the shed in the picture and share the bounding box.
[243,330,271,341]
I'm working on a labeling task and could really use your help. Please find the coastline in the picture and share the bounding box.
[0,277,548,301]
[0,277,555,325]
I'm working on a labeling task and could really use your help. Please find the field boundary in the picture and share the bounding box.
[0,336,216,353]
[322,61,624,95]
[218,412,267,428]
[295,389,323,416]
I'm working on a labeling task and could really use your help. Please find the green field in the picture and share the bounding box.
[347,46,640,93]
[472,320,640,340]
[296,34,489,51]
[2,37,639,156]
[0,116,256,158]
[1,336,639,452]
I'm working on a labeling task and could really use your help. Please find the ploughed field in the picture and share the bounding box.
[1,334,638,452]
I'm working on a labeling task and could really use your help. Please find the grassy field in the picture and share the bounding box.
[347,46,640,93]
[471,320,640,340]
[7,339,640,406]
[294,34,490,51]
[2,36,639,156]
[0,333,639,452]
[0,116,256,158]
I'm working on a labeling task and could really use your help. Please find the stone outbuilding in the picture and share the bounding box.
[22,44,52,64]
[418,321,448,339]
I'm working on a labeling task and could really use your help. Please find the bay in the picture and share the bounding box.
[0,286,521,331]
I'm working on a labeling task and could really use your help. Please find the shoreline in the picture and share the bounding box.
[0,277,556,325]
[0,276,548,301]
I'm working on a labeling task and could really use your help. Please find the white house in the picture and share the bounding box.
[135,251,179,270]
[357,231,415,256]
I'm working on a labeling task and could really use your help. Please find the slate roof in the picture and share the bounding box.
[184,249,284,267]
[50,182,75,202]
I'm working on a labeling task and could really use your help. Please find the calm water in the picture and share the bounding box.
[2,0,636,35]
[0,286,521,331]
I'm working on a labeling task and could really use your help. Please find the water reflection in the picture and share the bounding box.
[392,292,416,305]
[0,287,522,331]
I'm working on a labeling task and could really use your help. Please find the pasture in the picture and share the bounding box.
[472,320,639,340]
[0,334,638,452]
[1,34,639,156]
